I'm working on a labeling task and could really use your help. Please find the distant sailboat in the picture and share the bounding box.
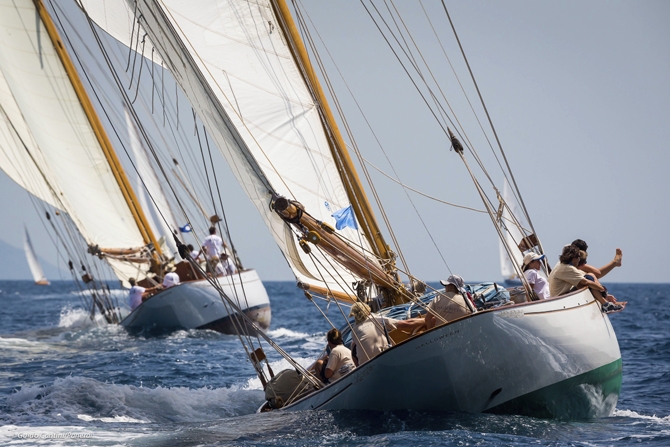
[499,180,524,286]
[24,227,49,286]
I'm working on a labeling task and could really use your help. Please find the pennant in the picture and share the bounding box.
[331,205,358,231]
[179,223,192,233]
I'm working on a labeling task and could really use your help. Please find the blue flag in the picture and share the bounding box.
[179,223,192,233]
[331,205,358,231]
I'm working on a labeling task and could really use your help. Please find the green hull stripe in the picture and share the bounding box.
[487,359,623,420]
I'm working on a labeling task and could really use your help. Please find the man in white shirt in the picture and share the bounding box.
[127,277,146,311]
[199,226,226,261]
[162,265,180,288]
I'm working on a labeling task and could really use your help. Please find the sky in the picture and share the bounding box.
[0,0,668,284]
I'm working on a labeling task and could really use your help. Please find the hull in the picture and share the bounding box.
[120,269,271,335]
[282,288,621,419]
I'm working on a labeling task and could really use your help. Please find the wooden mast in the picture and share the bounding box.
[33,0,162,257]
[272,0,392,267]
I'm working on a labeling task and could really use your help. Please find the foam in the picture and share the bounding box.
[5,375,263,425]
[614,408,670,425]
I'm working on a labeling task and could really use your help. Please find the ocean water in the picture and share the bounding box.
[0,281,668,446]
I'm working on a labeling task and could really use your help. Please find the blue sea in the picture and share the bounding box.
[0,281,668,446]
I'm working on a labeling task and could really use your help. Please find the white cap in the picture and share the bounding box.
[522,252,545,267]
[440,274,464,289]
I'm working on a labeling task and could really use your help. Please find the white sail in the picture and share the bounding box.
[0,68,62,209]
[80,0,381,297]
[23,227,49,285]
[124,106,180,259]
[0,0,149,283]
[499,179,524,280]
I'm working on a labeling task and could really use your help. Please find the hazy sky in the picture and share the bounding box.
[1,1,668,284]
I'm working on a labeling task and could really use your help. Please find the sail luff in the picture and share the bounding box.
[33,0,162,257]
[272,0,392,265]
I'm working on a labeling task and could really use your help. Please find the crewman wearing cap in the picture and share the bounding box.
[424,274,473,329]
[521,252,550,300]
[162,264,180,288]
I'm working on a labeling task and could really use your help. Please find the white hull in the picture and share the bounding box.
[120,269,271,334]
[283,288,621,419]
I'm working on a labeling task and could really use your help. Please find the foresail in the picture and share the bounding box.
[82,0,382,298]
[0,0,149,283]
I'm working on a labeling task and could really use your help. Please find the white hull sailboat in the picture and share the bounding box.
[75,0,622,418]
[121,269,270,333]
[23,227,50,286]
[0,0,270,334]
[283,288,621,418]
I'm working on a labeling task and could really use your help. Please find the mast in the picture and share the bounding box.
[33,0,162,258]
[272,0,393,267]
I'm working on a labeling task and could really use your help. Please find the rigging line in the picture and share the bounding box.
[191,254,322,387]
[150,4,294,200]
[151,48,154,113]
[441,2,539,241]
[0,105,114,294]
[202,127,258,326]
[127,25,144,89]
[362,155,486,213]
[73,9,193,258]
[131,34,147,104]
[161,61,165,126]
[294,5,453,276]
[419,0,500,177]
[454,148,532,295]
[361,0,504,222]
[124,0,139,72]
[293,2,408,273]
[363,1,493,185]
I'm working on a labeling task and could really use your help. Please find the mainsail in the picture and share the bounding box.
[23,227,49,285]
[80,0,393,301]
[0,0,157,285]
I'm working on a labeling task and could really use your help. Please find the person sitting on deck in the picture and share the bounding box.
[548,244,622,312]
[162,265,180,288]
[210,254,237,277]
[424,274,474,329]
[349,302,422,366]
[314,328,355,384]
[571,239,623,280]
[187,244,200,261]
[522,252,550,300]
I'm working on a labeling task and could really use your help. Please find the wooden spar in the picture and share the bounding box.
[272,0,393,267]
[274,198,413,303]
[33,0,162,257]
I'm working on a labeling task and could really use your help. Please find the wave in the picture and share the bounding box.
[4,376,264,426]
[614,408,670,424]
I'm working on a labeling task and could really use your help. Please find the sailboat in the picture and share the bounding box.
[0,0,270,334]
[499,180,524,287]
[76,0,622,419]
[23,227,50,286]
